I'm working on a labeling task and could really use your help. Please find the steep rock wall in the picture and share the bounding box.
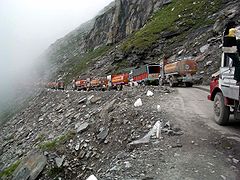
[86,0,171,49]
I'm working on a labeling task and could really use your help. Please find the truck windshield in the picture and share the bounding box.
[148,66,160,74]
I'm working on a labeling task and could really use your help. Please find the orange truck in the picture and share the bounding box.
[107,73,129,90]
[86,77,108,91]
[73,77,108,91]
[159,59,197,87]
[47,81,64,90]
[72,79,87,91]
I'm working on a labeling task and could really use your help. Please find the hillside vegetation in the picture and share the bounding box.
[121,0,221,51]
[51,0,223,85]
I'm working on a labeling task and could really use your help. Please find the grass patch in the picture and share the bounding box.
[35,133,46,143]
[0,160,21,178]
[47,166,64,178]
[121,0,221,52]
[39,131,76,151]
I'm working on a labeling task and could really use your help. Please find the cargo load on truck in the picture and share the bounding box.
[132,64,161,85]
[107,73,129,90]
[159,59,197,87]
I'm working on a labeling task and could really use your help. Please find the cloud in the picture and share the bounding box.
[0,0,113,120]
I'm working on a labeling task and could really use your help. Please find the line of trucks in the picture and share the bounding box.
[46,58,198,90]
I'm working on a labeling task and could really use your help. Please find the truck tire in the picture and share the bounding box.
[213,92,230,125]
[185,82,193,87]
[117,85,123,91]
[169,80,175,87]
[159,79,164,86]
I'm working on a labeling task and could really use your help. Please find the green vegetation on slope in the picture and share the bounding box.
[39,130,76,151]
[121,0,221,52]
[61,45,112,84]
[0,160,21,178]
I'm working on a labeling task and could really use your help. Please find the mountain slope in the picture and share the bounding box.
[46,0,240,85]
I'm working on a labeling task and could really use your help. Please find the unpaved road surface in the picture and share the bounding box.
[1,86,240,180]
[163,87,240,179]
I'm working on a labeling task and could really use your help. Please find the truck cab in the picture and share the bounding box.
[208,53,240,125]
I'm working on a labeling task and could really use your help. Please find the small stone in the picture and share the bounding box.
[134,98,142,107]
[124,161,131,168]
[63,161,69,167]
[76,122,89,133]
[146,90,154,97]
[207,162,214,166]
[55,155,65,168]
[174,153,180,157]
[110,165,120,171]
[86,175,98,180]
[75,143,80,151]
[97,128,109,143]
[172,144,182,148]
[232,158,239,164]
[78,97,87,104]
[200,44,210,53]
[220,175,226,180]
[78,151,86,159]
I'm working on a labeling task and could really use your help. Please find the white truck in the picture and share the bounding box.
[208,53,240,125]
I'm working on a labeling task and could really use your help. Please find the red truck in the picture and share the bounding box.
[208,53,240,125]
[130,64,161,85]
[107,73,129,90]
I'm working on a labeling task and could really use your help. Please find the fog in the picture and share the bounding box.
[0,0,113,122]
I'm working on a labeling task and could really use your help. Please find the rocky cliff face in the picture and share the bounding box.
[45,0,240,85]
[45,0,171,78]
[86,0,171,49]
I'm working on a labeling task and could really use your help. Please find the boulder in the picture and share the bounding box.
[12,151,47,180]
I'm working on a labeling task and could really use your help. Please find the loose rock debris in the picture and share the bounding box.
[1,86,239,179]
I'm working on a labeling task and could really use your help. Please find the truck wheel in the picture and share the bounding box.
[117,85,123,91]
[159,79,164,86]
[213,92,230,125]
[185,82,193,87]
[169,80,174,87]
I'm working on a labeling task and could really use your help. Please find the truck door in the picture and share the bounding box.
[220,53,238,99]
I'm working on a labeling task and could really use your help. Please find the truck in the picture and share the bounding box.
[159,59,197,87]
[73,77,108,91]
[72,79,87,91]
[86,77,108,91]
[107,73,129,90]
[131,64,161,85]
[47,81,64,90]
[208,53,240,125]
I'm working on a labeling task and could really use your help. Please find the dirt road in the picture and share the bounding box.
[176,87,240,142]
[148,87,240,180]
